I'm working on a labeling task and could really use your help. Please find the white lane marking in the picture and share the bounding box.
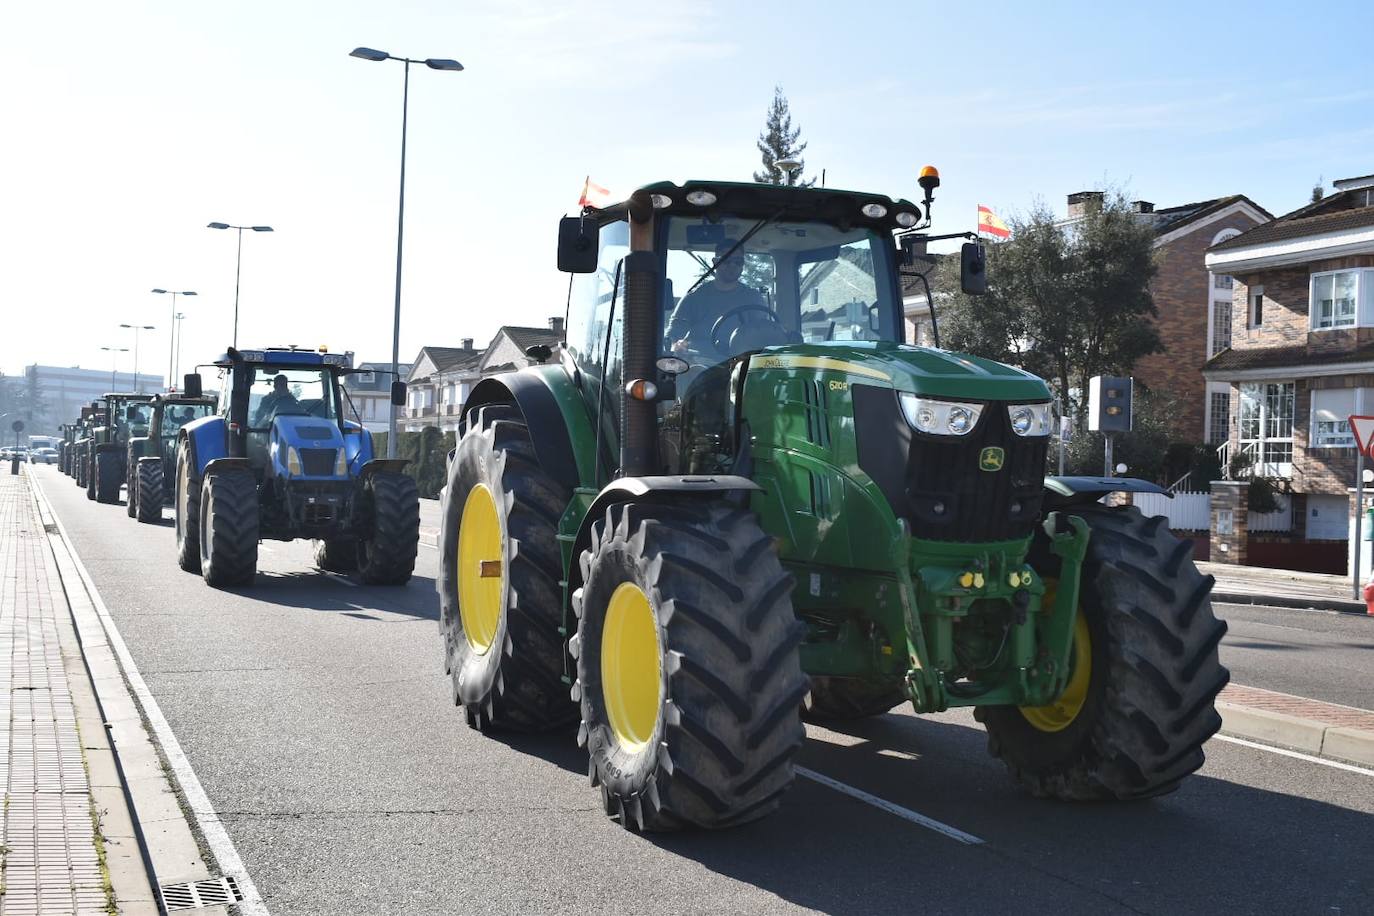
[1213,734,1374,776]
[327,573,359,588]
[796,766,984,844]
[33,477,271,915]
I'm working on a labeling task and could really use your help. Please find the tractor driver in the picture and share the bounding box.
[666,239,767,361]
[253,374,300,425]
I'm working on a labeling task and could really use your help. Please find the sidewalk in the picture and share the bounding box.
[1199,560,1369,614]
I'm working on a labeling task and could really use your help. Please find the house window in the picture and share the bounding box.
[1310,270,1359,330]
[1249,286,1264,328]
[1311,388,1358,448]
[1210,300,1232,355]
[1208,391,1230,444]
[1238,381,1294,475]
[1213,274,1233,290]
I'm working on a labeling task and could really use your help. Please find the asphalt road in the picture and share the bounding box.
[32,466,1374,916]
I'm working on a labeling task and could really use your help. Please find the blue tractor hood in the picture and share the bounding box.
[269,416,347,479]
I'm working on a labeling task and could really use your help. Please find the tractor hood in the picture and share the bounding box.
[750,341,1052,403]
[269,416,347,478]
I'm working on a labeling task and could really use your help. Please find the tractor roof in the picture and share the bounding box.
[213,347,352,369]
[592,180,924,233]
[102,392,155,401]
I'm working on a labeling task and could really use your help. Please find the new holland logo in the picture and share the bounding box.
[979,446,1005,472]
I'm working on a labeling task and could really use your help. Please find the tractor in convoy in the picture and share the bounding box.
[126,390,217,522]
[71,401,104,490]
[58,423,80,476]
[437,175,1228,831]
[172,348,419,588]
[85,393,155,503]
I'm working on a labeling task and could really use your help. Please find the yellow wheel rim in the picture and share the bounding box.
[457,484,503,655]
[601,582,663,753]
[1020,612,1092,733]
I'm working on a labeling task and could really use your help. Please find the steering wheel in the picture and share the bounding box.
[709,304,785,352]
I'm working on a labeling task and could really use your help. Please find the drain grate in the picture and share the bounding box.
[161,875,245,910]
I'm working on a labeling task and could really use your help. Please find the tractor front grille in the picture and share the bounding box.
[300,447,338,476]
[853,385,1047,543]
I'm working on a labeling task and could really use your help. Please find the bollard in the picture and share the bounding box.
[10,456,19,475]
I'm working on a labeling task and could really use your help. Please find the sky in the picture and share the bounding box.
[2,0,1372,382]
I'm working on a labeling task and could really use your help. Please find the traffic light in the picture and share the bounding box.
[1088,376,1133,433]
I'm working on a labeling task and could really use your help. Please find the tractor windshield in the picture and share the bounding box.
[662,216,900,367]
[160,402,213,439]
[245,367,338,429]
[118,401,153,437]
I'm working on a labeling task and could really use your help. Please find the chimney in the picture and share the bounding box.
[549,316,565,335]
[461,337,474,350]
[1132,200,1154,213]
[1066,191,1104,218]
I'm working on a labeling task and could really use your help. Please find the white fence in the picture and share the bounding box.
[1132,490,1292,534]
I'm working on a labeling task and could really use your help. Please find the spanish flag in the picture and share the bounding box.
[579,176,612,209]
[977,205,1011,240]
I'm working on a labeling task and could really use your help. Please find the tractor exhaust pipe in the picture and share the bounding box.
[620,190,659,477]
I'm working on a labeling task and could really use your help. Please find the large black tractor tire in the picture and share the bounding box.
[314,538,358,573]
[198,470,259,588]
[174,444,202,573]
[803,676,909,721]
[357,472,420,585]
[573,502,808,832]
[125,447,140,517]
[95,452,121,504]
[85,455,97,499]
[440,409,574,732]
[978,505,1229,801]
[135,459,163,523]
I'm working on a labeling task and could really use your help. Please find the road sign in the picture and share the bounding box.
[10,420,22,433]
[1349,415,1374,457]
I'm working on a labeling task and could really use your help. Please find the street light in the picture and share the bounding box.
[152,289,196,388]
[118,324,155,392]
[350,45,464,457]
[100,346,129,390]
[174,312,187,383]
[206,223,273,348]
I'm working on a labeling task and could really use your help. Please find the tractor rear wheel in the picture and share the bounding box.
[978,505,1228,801]
[85,455,97,499]
[125,448,139,517]
[440,410,573,732]
[314,538,358,573]
[135,459,163,523]
[175,444,202,573]
[573,502,808,831]
[357,472,419,585]
[95,452,121,504]
[199,470,259,587]
[803,677,908,721]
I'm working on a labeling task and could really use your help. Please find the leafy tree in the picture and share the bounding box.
[753,86,814,187]
[938,191,1161,428]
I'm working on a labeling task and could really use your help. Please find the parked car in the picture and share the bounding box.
[29,447,58,464]
[2,446,29,460]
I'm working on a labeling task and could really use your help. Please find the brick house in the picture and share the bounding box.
[1061,191,1271,443]
[1202,172,1374,571]
[341,360,410,433]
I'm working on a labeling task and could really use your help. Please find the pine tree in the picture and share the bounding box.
[753,86,814,187]
[1310,176,1325,204]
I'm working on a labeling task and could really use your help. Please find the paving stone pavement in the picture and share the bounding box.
[0,470,110,915]
[1222,683,1374,732]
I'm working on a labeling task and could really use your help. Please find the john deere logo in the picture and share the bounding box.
[979,446,1004,472]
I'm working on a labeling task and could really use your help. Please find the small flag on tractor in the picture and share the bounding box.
[579,176,612,209]
[977,205,1011,240]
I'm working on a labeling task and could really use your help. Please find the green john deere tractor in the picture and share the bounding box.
[126,390,217,522]
[72,402,104,489]
[437,175,1228,830]
[85,393,155,503]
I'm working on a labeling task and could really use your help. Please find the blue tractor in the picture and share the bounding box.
[173,347,419,588]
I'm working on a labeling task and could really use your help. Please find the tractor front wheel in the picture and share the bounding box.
[175,444,202,573]
[803,677,908,721]
[574,502,808,831]
[978,505,1229,801]
[135,459,163,523]
[85,455,97,499]
[356,472,419,585]
[95,452,121,504]
[199,470,259,587]
[440,410,573,732]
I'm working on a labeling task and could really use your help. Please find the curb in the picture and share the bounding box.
[1211,589,1369,616]
[1217,702,1374,769]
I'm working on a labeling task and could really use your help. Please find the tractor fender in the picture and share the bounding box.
[565,475,763,600]
[359,458,410,477]
[203,457,252,476]
[182,415,228,476]
[1043,475,1169,511]
[463,368,592,492]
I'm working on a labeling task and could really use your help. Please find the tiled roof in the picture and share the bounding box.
[1204,343,1374,373]
[502,326,562,351]
[1210,192,1374,252]
[1151,194,1272,234]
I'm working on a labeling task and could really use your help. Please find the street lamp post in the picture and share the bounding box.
[206,223,273,348]
[174,312,187,382]
[118,324,155,392]
[350,46,463,458]
[100,347,129,390]
[152,289,196,388]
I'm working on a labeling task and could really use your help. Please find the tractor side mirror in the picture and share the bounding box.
[183,373,203,398]
[557,216,599,274]
[390,380,408,407]
[960,242,987,296]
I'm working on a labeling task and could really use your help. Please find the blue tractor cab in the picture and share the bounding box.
[173,346,419,588]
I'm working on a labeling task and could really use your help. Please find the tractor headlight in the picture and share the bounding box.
[1007,403,1052,437]
[286,446,302,475]
[899,393,983,436]
[334,448,348,476]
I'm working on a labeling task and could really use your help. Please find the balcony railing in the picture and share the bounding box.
[1217,439,1293,480]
